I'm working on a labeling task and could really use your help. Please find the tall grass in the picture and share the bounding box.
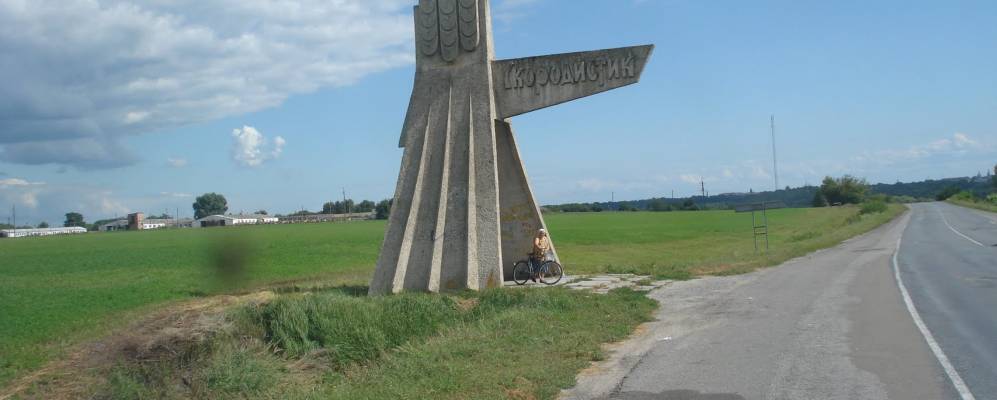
[89,288,656,400]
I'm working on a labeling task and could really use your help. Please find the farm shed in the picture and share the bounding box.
[193,214,279,228]
[0,227,88,238]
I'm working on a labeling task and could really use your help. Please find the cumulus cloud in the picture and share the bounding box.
[167,157,188,168]
[0,178,46,210]
[0,0,414,169]
[855,132,989,165]
[231,125,285,167]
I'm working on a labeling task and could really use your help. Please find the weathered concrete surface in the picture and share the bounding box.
[493,45,654,119]
[496,119,558,279]
[561,213,956,400]
[370,0,652,294]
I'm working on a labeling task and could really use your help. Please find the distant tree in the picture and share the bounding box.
[648,198,671,212]
[375,199,393,220]
[617,201,638,211]
[255,210,268,215]
[935,185,962,201]
[818,175,867,205]
[680,199,699,211]
[37,221,49,228]
[812,191,828,207]
[355,200,376,213]
[146,213,172,219]
[192,193,228,219]
[64,212,86,228]
[340,199,355,214]
[0,223,12,229]
[323,200,356,214]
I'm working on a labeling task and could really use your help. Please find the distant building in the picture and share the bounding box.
[193,214,279,228]
[1,227,88,238]
[279,212,375,224]
[127,212,144,230]
[100,217,193,231]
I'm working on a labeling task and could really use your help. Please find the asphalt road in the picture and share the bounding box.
[563,203,996,400]
[898,202,997,399]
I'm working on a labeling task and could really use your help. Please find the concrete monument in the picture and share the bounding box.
[369,0,653,294]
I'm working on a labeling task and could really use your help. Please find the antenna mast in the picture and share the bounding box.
[771,115,779,191]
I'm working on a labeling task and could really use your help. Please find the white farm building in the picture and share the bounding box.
[0,227,88,238]
[193,214,279,228]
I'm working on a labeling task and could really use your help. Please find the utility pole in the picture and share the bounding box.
[771,114,779,191]
[700,178,705,198]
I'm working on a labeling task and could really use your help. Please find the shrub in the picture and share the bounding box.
[860,200,887,215]
[987,194,997,204]
[936,185,962,201]
[818,175,868,205]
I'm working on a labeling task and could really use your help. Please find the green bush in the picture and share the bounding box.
[950,191,975,202]
[987,194,997,204]
[859,200,888,215]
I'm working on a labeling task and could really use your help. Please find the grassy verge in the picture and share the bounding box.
[948,198,997,213]
[75,288,656,400]
[547,204,905,279]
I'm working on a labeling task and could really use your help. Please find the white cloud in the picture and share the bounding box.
[160,191,192,198]
[0,178,45,187]
[952,132,978,148]
[231,125,285,167]
[0,0,414,169]
[166,157,188,168]
[857,132,990,165]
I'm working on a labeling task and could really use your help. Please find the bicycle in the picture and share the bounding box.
[512,258,563,285]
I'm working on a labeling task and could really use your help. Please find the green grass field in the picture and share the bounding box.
[0,205,902,389]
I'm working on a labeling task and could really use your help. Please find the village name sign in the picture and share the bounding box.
[370,0,653,294]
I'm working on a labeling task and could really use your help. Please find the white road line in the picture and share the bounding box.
[892,237,977,400]
[937,206,985,247]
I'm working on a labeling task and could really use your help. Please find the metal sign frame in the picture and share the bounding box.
[734,201,786,252]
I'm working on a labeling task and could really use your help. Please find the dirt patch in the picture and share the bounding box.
[0,291,274,400]
[456,297,480,312]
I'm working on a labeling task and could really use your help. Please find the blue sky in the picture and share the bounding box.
[1,0,996,225]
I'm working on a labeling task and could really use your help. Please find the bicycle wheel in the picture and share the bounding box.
[540,261,563,285]
[512,261,532,285]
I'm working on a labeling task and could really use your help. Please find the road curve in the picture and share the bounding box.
[562,206,981,400]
